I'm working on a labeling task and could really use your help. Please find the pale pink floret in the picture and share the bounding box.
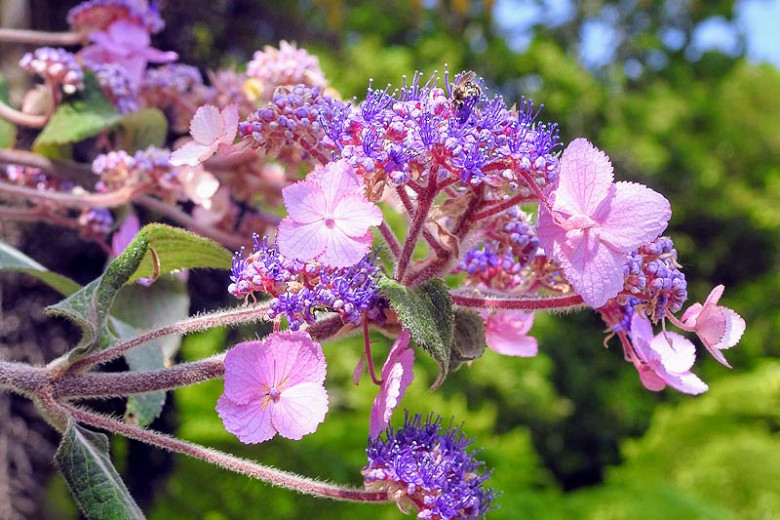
[484,311,538,357]
[537,138,671,308]
[216,331,329,444]
[369,330,415,439]
[277,159,383,267]
[169,104,239,167]
[630,315,708,395]
[111,212,139,257]
[679,285,745,368]
[174,165,220,209]
[80,20,177,86]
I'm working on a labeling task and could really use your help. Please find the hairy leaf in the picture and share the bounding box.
[377,276,454,388]
[55,419,145,520]
[116,108,168,152]
[450,308,487,371]
[0,74,17,148]
[34,72,122,151]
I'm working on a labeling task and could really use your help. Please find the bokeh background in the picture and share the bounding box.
[1,0,779,518]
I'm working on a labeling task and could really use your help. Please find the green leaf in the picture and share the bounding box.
[377,276,454,388]
[47,232,150,360]
[116,108,168,152]
[55,419,145,520]
[0,74,17,148]
[449,309,487,371]
[112,275,190,427]
[127,224,233,284]
[33,72,122,151]
[0,240,81,296]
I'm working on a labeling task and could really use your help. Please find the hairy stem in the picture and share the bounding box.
[63,404,390,503]
[67,303,271,373]
[0,361,47,398]
[395,180,436,281]
[0,180,139,209]
[450,291,585,311]
[0,99,48,128]
[0,149,96,187]
[0,28,87,45]
[378,220,401,258]
[54,355,225,399]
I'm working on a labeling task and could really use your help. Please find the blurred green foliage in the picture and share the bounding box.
[38,0,780,517]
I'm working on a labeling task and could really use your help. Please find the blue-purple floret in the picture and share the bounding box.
[623,236,688,321]
[229,236,385,329]
[314,68,560,191]
[364,412,496,520]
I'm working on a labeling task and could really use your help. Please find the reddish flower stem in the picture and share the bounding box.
[0,180,139,209]
[450,291,585,311]
[395,179,437,281]
[0,148,95,187]
[378,220,401,258]
[61,404,390,503]
[472,192,537,221]
[362,316,382,386]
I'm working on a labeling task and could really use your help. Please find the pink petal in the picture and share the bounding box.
[111,213,140,257]
[680,302,704,324]
[137,48,178,64]
[189,105,225,145]
[332,195,383,236]
[352,354,365,385]
[637,364,666,392]
[485,311,538,357]
[117,56,147,87]
[277,218,329,261]
[220,104,239,144]
[107,20,150,50]
[595,182,671,252]
[650,331,696,373]
[216,395,277,444]
[552,138,614,218]
[267,331,327,388]
[369,330,414,438]
[662,370,709,395]
[320,227,372,267]
[222,341,272,404]
[89,29,130,56]
[563,230,627,308]
[271,382,329,439]
[281,181,327,225]
[309,160,363,206]
[170,141,215,166]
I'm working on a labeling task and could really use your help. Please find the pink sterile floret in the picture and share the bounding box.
[630,315,708,395]
[680,284,746,368]
[216,331,329,444]
[537,138,671,308]
[369,330,415,439]
[80,19,177,86]
[484,310,538,357]
[169,104,239,167]
[277,159,383,267]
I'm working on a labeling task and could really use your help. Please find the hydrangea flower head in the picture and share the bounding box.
[680,285,745,368]
[67,0,165,34]
[170,104,239,167]
[630,315,708,395]
[484,310,538,357]
[277,159,383,267]
[216,331,329,443]
[364,412,496,519]
[19,47,84,95]
[537,138,671,308]
[80,19,177,86]
[369,330,415,438]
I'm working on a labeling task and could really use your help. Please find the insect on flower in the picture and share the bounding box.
[450,70,482,110]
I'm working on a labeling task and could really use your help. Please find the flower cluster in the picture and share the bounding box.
[229,235,385,329]
[321,70,560,196]
[364,413,496,519]
[67,0,165,34]
[91,62,138,113]
[2,165,74,192]
[92,147,173,191]
[19,47,84,95]
[246,41,326,98]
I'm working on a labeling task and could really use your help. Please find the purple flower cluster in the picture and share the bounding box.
[92,147,173,191]
[364,412,495,520]
[322,69,560,194]
[456,206,539,290]
[622,236,688,320]
[2,165,74,192]
[78,207,114,238]
[89,62,138,113]
[19,47,84,95]
[238,85,341,164]
[67,0,165,34]
[229,235,385,329]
